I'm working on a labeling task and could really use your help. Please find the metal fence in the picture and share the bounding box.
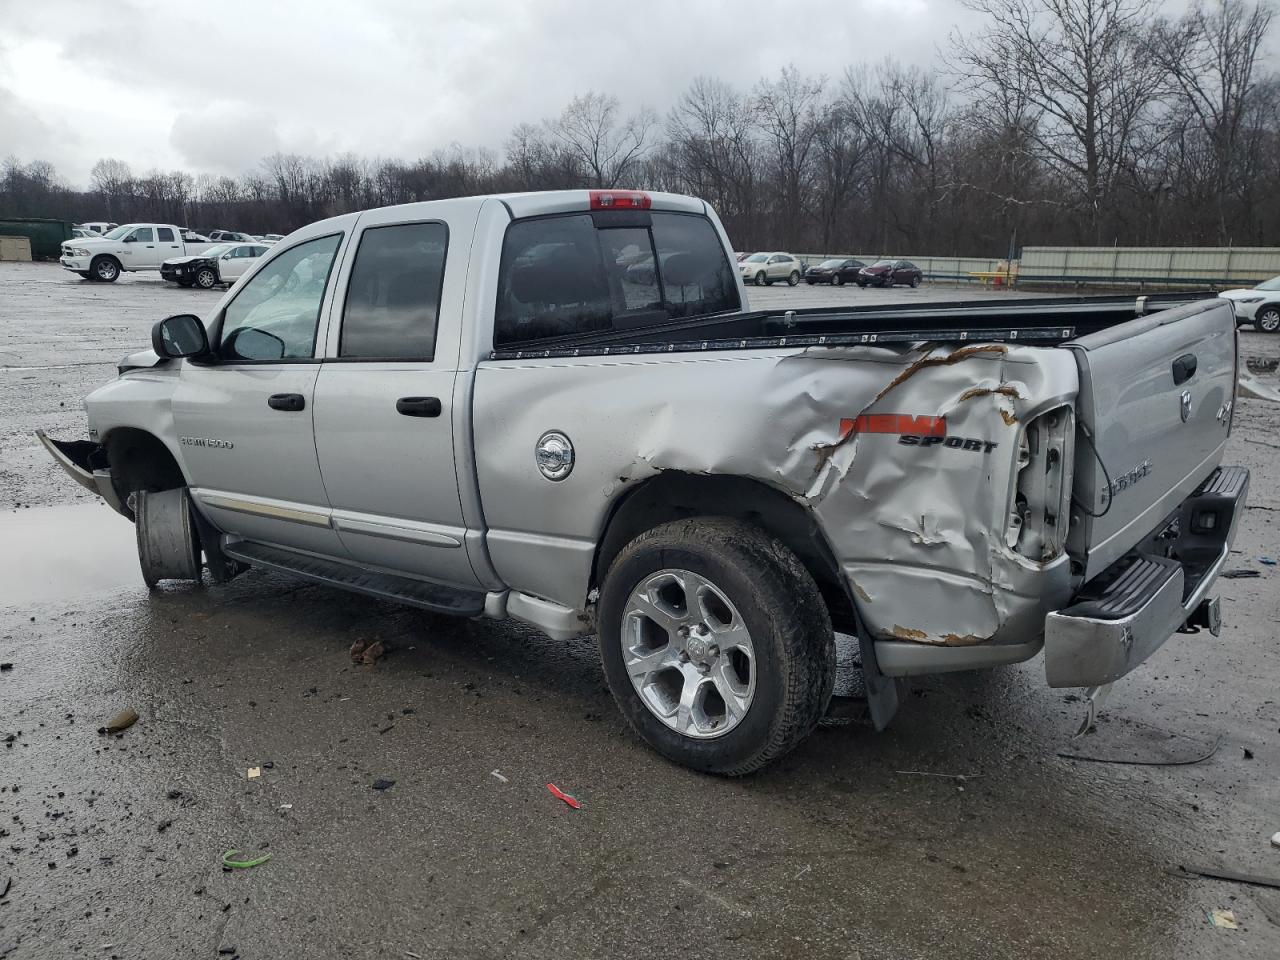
[1018,246,1280,287]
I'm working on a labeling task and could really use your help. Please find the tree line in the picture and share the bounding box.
[2,0,1278,257]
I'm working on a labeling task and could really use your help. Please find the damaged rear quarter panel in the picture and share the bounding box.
[472,343,1079,645]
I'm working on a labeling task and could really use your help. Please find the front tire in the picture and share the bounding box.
[194,267,218,290]
[1258,306,1280,333]
[91,256,121,282]
[787,271,800,286]
[754,271,767,286]
[910,274,921,288]
[599,518,835,775]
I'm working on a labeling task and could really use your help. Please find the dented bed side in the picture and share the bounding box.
[471,339,1081,652]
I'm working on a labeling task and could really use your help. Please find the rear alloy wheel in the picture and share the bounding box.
[833,273,844,286]
[91,256,120,283]
[755,270,767,286]
[195,267,218,290]
[599,518,835,775]
[787,271,800,286]
[1258,306,1280,333]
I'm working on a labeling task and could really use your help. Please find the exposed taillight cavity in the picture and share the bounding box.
[589,190,651,210]
[1006,405,1076,562]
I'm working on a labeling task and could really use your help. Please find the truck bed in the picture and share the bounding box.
[489,292,1220,360]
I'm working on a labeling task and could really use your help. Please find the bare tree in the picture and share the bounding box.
[1151,0,1275,240]
[547,92,656,188]
[754,67,825,249]
[951,0,1164,241]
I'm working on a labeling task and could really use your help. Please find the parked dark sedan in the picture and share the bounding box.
[805,258,865,285]
[857,259,923,288]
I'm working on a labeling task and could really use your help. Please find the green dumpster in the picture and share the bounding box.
[0,218,74,260]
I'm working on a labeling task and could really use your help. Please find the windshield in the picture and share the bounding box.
[820,259,844,268]
[1256,276,1280,291]
[203,244,234,257]
[102,225,135,240]
[871,259,895,268]
[745,253,768,263]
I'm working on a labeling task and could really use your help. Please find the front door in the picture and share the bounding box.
[312,212,481,589]
[122,226,160,268]
[173,230,350,556]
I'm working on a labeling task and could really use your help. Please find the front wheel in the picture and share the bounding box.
[91,256,120,282]
[754,271,767,286]
[787,271,800,286]
[1258,306,1280,333]
[910,274,921,288]
[599,518,835,775]
[881,276,893,288]
[194,267,218,290]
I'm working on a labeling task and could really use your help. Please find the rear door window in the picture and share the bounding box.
[157,227,175,242]
[339,222,447,360]
[495,211,739,347]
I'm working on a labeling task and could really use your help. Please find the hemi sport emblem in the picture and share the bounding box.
[839,414,998,454]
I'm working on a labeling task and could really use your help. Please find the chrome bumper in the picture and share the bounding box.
[1044,465,1248,687]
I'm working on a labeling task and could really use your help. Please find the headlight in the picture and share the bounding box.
[72,248,90,257]
[1239,296,1265,303]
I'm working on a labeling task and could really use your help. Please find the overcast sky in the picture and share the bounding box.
[0,0,1066,187]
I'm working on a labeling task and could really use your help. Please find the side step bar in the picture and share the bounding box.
[222,540,487,617]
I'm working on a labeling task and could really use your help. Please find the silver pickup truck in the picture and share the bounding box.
[39,189,1248,774]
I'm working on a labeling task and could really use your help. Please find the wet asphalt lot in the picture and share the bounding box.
[1,262,1279,959]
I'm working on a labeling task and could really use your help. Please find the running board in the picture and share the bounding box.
[222,540,487,617]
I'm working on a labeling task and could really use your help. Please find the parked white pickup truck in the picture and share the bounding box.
[60,224,216,282]
[39,189,1247,773]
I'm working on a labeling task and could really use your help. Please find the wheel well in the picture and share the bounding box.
[593,472,855,631]
[103,428,185,514]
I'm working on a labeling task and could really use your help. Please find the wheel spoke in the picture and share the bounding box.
[708,622,750,654]
[711,661,751,722]
[628,591,688,639]
[624,644,676,682]
[673,668,704,735]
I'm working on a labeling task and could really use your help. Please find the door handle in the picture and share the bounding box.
[268,393,305,412]
[396,396,441,418]
[1172,353,1198,385]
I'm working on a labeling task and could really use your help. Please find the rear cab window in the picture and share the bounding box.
[494,210,739,347]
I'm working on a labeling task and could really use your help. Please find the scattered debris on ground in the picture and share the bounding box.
[1271,831,1280,850]
[896,770,982,781]
[490,770,508,783]
[221,849,272,870]
[1222,569,1262,579]
[372,778,396,791]
[1209,909,1239,929]
[98,708,138,735]
[247,767,261,779]
[547,783,581,809]
[0,662,12,672]
[1058,722,1220,766]
[1260,556,1277,566]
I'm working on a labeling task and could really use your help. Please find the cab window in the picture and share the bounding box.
[218,234,342,362]
[157,227,175,242]
[339,222,447,360]
[494,211,739,347]
[131,227,154,243]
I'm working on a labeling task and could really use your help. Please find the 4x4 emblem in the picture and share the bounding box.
[1179,390,1192,422]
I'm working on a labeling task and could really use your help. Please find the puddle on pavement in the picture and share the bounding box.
[0,502,142,606]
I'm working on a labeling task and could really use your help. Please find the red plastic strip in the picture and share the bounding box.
[546,783,581,809]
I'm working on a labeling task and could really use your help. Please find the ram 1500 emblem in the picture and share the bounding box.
[180,436,234,450]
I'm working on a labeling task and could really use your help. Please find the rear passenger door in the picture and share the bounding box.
[156,226,181,262]
[312,211,481,589]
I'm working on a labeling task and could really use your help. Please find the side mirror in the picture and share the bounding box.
[152,314,209,359]
[222,253,233,260]
[122,236,136,243]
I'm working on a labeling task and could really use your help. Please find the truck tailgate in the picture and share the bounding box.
[1065,299,1236,579]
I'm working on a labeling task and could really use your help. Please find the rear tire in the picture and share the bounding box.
[787,271,800,286]
[1258,307,1280,333]
[833,274,844,286]
[91,256,121,282]
[598,518,835,775]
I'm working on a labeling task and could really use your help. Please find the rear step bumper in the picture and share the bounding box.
[1044,465,1249,687]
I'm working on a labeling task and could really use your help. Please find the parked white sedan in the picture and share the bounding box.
[159,242,269,289]
[1219,276,1280,332]
[738,251,803,286]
